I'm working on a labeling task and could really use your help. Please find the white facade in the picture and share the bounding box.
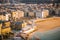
[35,11,42,18]
[35,9,49,18]
[12,10,24,19]
[6,14,11,21]
[29,12,35,17]
[42,9,49,18]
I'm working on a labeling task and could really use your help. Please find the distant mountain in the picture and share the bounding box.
[20,0,60,4]
[0,0,60,4]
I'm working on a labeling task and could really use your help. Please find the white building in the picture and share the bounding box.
[35,9,49,18]
[12,10,24,19]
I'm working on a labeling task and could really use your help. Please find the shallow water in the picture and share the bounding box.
[30,27,60,40]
